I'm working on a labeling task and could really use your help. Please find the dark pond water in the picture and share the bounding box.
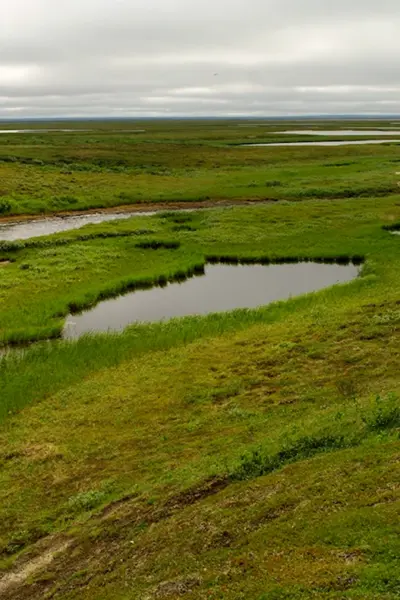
[246,140,400,148]
[63,262,359,339]
[0,211,158,241]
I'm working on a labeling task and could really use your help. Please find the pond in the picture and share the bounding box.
[64,262,360,339]
[246,140,400,148]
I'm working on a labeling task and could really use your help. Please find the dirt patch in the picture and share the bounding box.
[22,443,63,462]
[337,550,363,565]
[152,576,202,598]
[0,538,72,596]
[0,260,10,266]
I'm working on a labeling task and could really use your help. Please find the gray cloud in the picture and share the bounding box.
[1,0,399,118]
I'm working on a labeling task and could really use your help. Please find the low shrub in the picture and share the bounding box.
[66,489,108,513]
[135,240,181,250]
[0,199,12,214]
[265,180,283,188]
[362,394,400,432]
[231,433,350,481]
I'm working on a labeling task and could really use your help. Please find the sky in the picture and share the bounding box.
[1,0,399,119]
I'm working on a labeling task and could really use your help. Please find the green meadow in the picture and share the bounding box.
[0,120,399,599]
[0,120,399,215]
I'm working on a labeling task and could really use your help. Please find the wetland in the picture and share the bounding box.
[0,119,399,600]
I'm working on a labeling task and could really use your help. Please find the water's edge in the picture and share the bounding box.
[64,261,361,340]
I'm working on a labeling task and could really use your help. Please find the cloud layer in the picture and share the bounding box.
[1,0,399,118]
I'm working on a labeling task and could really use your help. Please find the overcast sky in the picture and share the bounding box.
[1,0,399,118]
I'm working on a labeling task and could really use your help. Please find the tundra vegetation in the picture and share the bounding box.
[0,119,399,599]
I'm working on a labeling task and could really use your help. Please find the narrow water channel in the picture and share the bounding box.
[0,205,252,242]
[0,210,159,241]
[64,262,359,339]
[0,129,79,134]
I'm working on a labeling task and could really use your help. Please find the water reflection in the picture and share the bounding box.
[64,262,359,339]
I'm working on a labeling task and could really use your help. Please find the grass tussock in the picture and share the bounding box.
[135,239,181,250]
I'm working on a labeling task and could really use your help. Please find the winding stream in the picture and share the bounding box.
[0,210,160,241]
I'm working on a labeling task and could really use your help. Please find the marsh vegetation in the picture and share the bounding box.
[0,119,399,600]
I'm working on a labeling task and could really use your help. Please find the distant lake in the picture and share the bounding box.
[245,140,400,147]
[280,130,400,136]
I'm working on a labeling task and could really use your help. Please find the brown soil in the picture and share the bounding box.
[0,538,72,596]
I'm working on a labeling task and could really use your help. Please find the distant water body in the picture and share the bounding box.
[245,140,400,147]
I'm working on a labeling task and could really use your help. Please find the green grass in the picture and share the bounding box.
[0,195,389,346]
[0,120,400,599]
[1,298,400,599]
[0,119,400,215]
